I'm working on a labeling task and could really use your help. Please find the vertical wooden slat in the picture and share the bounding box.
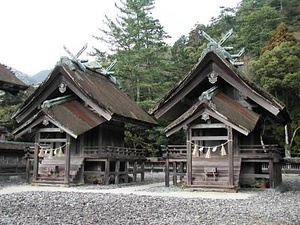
[124,161,129,183]
[104,159,110,185]
[179,162,184,181]
[165,146,169,187]
[115,160,120,184]
[187,126,192,186]
[33,133,40,182]
[79,135,84,156]
[64,134,71,184]
[141,162,145,182]
[172,161,177,185]
[269,157,274,188]
[228,127,234,187]
[133,161,137,182]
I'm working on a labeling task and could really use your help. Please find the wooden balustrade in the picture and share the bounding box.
[83,146,147,159]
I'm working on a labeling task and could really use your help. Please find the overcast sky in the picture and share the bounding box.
[0,0,240,75]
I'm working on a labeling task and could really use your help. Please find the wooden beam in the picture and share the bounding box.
[191,136,228,141]
[190,123,226,129]
[38,128,63,133]
[39,138,67,143]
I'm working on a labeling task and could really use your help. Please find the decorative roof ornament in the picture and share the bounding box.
[63,44,88,72]
[85,59,121,89]
[199,29,245,66]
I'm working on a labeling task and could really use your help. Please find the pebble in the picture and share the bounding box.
[0,173,299,224]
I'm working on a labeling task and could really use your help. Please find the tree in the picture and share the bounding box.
[236,5,283,57]
[94,0,170,109]
[262,22,296,53]
[249,41,300,157]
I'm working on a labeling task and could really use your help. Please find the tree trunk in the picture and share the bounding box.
[285,124,291,158]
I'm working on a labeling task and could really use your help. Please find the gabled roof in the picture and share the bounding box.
[13,100,106,139]
[165,91,260,137]
[0,63,28,94]
[150,51,290,124]
[12,58,157,130]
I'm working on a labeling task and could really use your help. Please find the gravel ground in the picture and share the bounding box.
[0,173,300,225]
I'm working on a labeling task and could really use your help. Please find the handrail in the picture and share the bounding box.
[83,146,147,158]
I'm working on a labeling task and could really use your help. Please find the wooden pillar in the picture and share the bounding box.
[105,159,110,185]
[64,134,71,184]
[115,160,120,184]
[79,135,84,156]
[187,126,192,186]
[228,127,234,187]
[124,161,129,183]
[269,157,274,188]
[141,161,145,182]
[133,161,137,182]
[172,161,177,185]
[165,146,169,187]
[33,133,40,182]
[179,162,184,181]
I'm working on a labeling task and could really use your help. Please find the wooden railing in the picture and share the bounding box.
[161,145,187,159]
[83,146,147,159]
[239,145,283,159]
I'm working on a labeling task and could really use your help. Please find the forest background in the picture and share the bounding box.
[1,0,300,157]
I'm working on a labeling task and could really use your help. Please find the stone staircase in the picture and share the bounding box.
[190,157,242,190]
[37,157,84,184]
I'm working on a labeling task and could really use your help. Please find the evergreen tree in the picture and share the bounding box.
[94,0,170,109]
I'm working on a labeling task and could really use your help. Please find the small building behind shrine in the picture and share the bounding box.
[0,63,31,176]
[150,31,290,191]
[12,56,157,185]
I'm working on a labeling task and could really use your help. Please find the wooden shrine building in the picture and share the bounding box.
[0,63,28,95]
[151,47,290,190]
[12,56,157,185]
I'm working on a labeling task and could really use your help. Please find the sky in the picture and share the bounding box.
[0,0,241,75]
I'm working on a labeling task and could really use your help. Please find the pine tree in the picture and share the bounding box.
[94,0,170,109]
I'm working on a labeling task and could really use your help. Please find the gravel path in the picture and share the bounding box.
[0,173,300,225]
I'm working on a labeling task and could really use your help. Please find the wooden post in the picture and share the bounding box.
[165,146,169,187]
[115,160,120,184]
[124,161,129,183]
[228,127,234,187]
[269,157,274,188]
[172,162,177,185]
[187,127,192,186]
[33,133,40,182]
[179,162,184,181]
[105,159,110,185]
[64,135,71,184]
[25,155,31,183]
[141,161,145,182]
[133,161,137,182]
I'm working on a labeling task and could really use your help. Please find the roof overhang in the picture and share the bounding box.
[165,92,260,137]
[13,100,106,139]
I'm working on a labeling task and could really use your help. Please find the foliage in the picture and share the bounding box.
[236,5,283,57]
[94,0,171,111]
[262,22,296,53]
